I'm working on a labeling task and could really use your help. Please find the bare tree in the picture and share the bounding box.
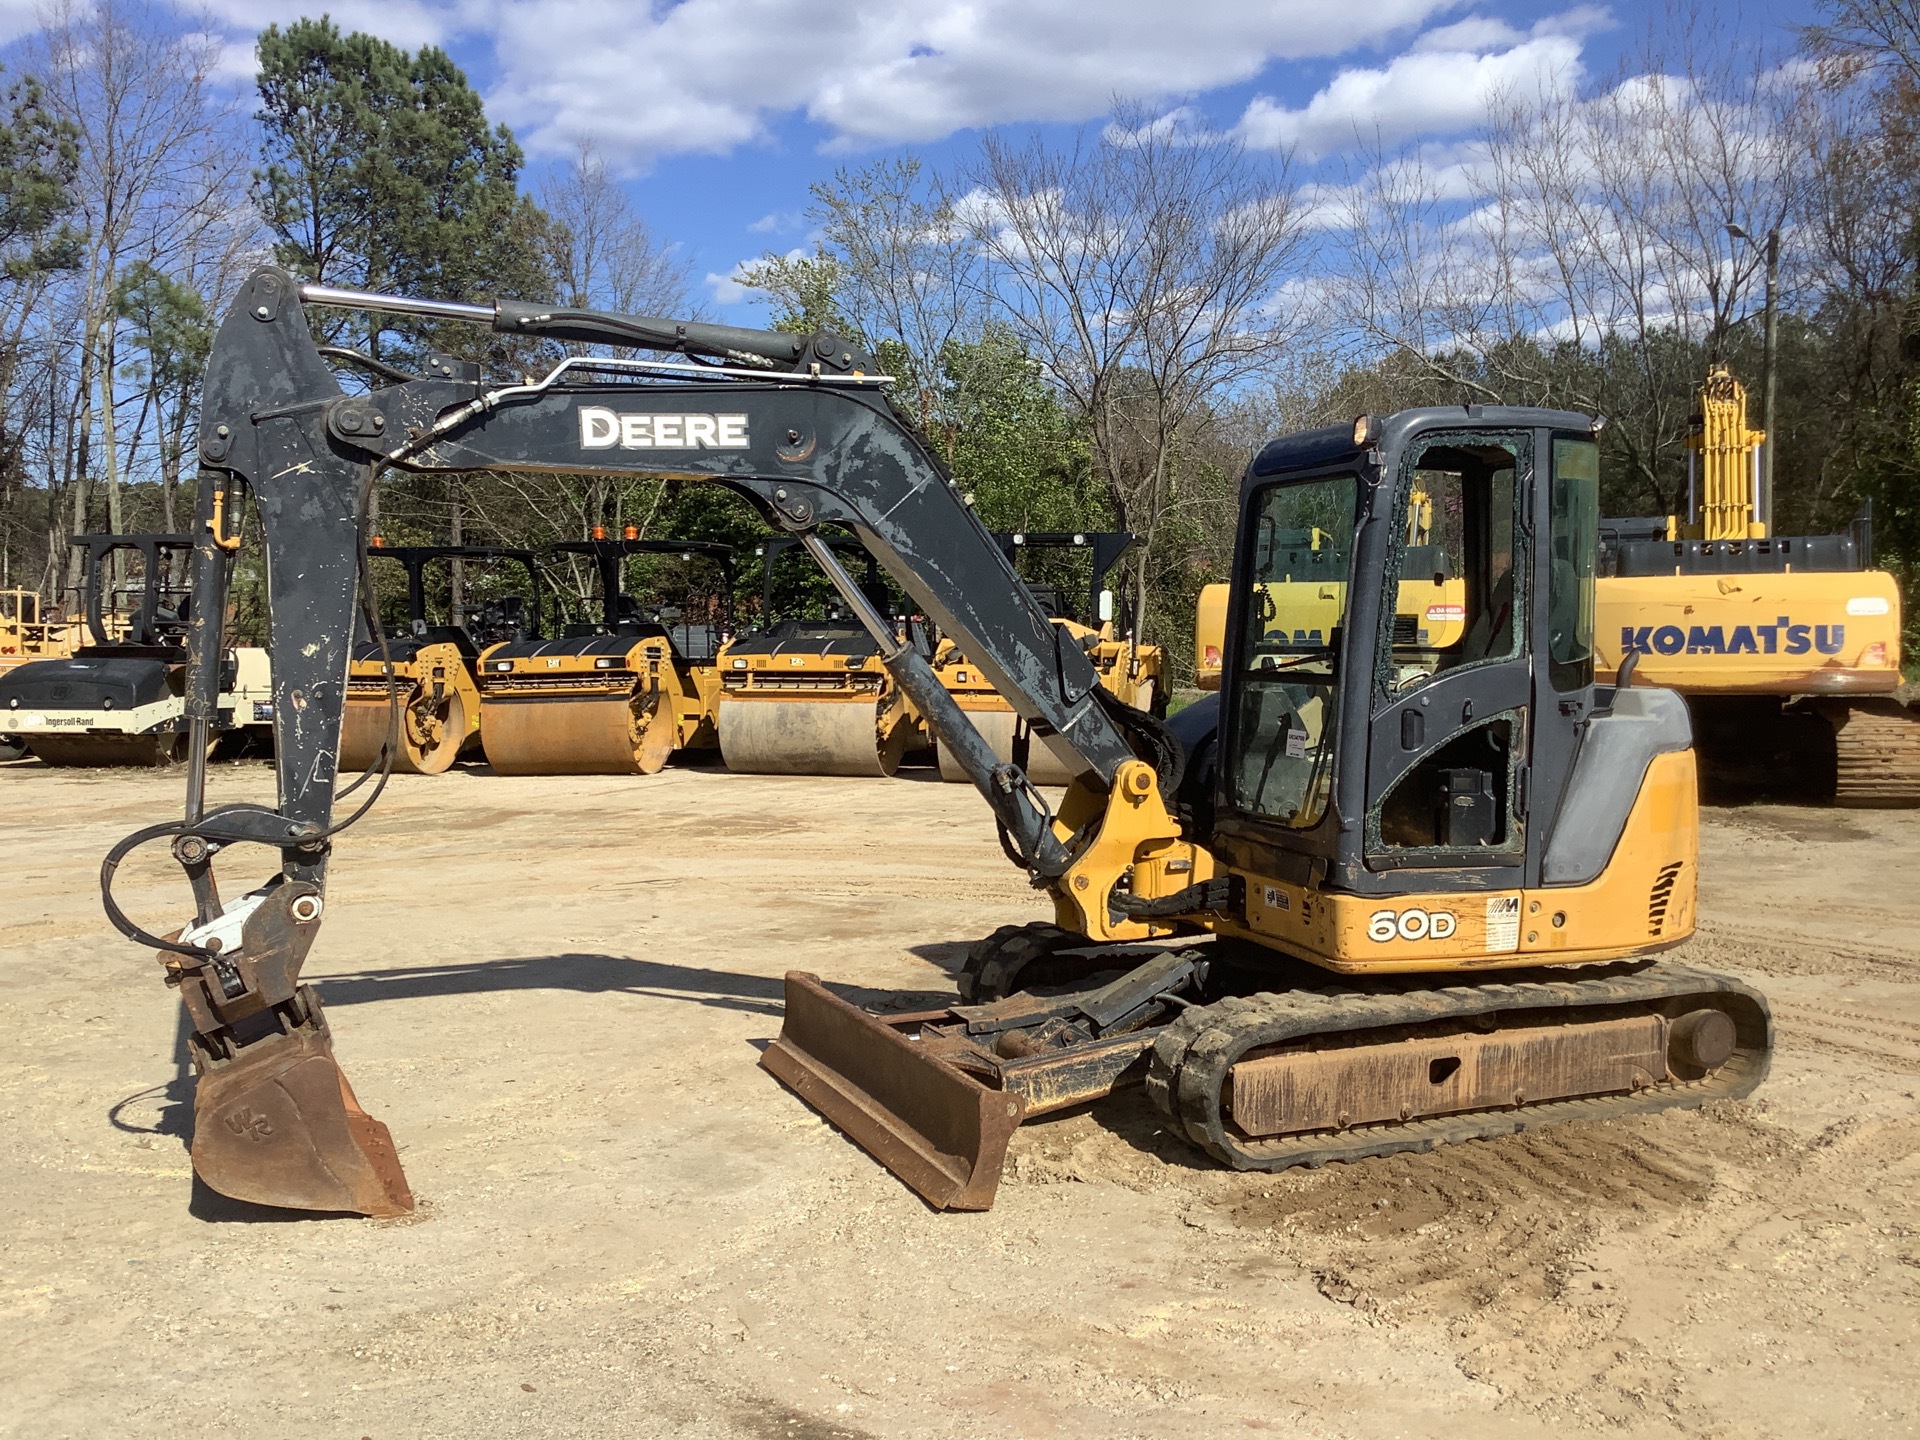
[541,142,693,317]
[964,107,1309,635]
[1333,18,1812,511]
[34,0,245,575]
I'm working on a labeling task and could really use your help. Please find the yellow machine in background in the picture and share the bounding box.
[478,532,735,775]
[717,535,931,777]
[1195,498,1469,690]
[0,589,97,670]
[932,531,1164,784]
[337,543,543,775]
[1597,367,1913,804]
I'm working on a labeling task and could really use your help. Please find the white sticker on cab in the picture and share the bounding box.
[1485,895,1521,953]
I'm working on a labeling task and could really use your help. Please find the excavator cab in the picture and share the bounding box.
[1221,408,1597,902]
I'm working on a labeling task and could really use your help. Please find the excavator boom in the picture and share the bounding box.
[106,268,1176,1214]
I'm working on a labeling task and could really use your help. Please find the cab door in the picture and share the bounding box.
[1363,431,1535,876]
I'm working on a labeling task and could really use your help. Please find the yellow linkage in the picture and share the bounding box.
[1689,365,1767,542]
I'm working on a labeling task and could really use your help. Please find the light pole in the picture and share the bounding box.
[1727,222,1780,534]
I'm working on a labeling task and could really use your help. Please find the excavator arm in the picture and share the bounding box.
[104,267,1198,1216]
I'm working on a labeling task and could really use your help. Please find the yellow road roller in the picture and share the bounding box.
[338,542,543,775]
[933,531,1165,784]
[715,535,932,777]
[477,531,736,775]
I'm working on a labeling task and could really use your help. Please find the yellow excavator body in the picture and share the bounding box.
[1595,568,1901,695]
[1601,365,1916,804]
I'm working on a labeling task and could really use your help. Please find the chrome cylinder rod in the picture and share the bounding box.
[298,282,495,325]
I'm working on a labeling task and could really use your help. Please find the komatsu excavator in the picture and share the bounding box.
[476,532,735,774]
[336,541,543,774]
[101,269,1770,1218]
[717,534,931,777]
[1596,366,1912,804]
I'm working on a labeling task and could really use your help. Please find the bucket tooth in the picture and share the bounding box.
[191,1008,413,1218]
[762,972,1023,1210]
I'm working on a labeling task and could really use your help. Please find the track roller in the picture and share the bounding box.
[1820,698,1920,807]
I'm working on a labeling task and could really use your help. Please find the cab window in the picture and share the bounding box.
[1227,472,1357,828]
[1377,438,1524,703]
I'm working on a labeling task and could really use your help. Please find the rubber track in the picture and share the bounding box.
[1144,961,1771,1172]
[1828,699,1920,807]
[959,921,1115,1004]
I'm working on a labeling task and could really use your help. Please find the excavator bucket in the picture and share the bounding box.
[761,972,1023,1210]
[191,1016,413,1217]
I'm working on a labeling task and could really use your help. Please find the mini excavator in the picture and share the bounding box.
[102,269,1771,1217]
[336,541,543,774]
[476,532,736,774]
[717,534,932,777]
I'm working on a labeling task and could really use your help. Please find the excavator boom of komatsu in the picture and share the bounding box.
[101,269,1769,1218]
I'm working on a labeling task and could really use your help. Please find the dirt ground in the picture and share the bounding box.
[1,757,1916,1440]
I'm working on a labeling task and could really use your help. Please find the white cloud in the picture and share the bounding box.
[0,0,39,48]
[474,0,1457,166]
[191,0,452,55]
[1238,13,1605,161]
[706,268,753,306]
[748,210,806,235]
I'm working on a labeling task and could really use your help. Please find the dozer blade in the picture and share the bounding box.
[762,972,1024,1211]
[191,1019,414,1217]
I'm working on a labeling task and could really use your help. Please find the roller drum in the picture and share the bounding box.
[934,707,1076,785]
[718,696,904,777]
[480,690,675,775]
[27,731,194,767]
[339,686,468,775]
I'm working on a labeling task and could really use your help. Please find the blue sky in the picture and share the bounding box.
[1,0,1818,324]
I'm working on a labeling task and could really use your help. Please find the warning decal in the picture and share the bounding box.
[1485,895,1521,953]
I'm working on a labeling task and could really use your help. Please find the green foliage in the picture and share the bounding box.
[736,250,860,339]
[0,70,81,284]
[114,262,212,392]
[943,325,1098,532]
[253,17,556,359]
